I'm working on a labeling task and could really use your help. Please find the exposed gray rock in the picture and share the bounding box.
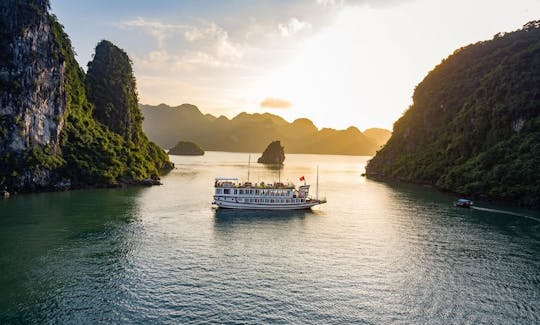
[0,0,65,189]
[1,0,66,152]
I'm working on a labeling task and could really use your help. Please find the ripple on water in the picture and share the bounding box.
[0,153,539,323]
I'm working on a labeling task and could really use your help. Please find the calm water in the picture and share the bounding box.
[1,152,539,323]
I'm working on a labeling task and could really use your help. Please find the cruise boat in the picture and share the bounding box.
[212,177,326,210]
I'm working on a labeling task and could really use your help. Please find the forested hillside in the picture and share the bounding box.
[141,104,389,156]
[0,0,172,192]
[366,21,540,207]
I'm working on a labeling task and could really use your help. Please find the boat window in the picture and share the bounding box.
[224,189,230,194]
[239,189,243,195]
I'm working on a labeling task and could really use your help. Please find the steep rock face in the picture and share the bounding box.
[0,0,65,151]
[86,40,142,143]
[258,141,285,164]
[0,0,65,188]
[366,21,540,207]
[0,0,173,192]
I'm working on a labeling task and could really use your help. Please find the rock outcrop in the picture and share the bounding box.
[86,40,143,143]
[257,141,285,164]
[0,0,65,151]
[0,0,173,193]
[366,21,540,207]
[169,141,204,156]
[0,0,66,188]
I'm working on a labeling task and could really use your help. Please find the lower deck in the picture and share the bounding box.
[213,198,321,210]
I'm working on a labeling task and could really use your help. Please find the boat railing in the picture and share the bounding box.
[215,182,295,189]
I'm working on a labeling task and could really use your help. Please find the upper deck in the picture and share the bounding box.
[214,177,295,190]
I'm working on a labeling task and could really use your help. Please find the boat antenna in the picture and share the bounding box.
[247,154,251,182]
[316,165,319,200]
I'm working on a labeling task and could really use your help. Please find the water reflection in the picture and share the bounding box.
[213,208,312,225]
[0,187,144,323]
[261,163,284,171]
[2,152,539,323]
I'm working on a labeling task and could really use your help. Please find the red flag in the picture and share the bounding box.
[299,176,305,181]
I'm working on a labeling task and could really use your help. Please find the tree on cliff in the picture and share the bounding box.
[0,0,173,192]
[258,141,285,164]
[366,21,540,207]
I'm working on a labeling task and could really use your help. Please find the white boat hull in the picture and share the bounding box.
[213,199,323,210]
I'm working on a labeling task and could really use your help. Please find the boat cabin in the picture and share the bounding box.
[214,177,311,202]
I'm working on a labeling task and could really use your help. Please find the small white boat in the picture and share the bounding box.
[454,198,473,208]
[212,177,326,210]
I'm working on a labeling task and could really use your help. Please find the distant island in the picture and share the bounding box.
[140,104,391,156]
[0,0,173,194]
[258,141,285,164]
[169,141,205,156]
[366,21,540,207]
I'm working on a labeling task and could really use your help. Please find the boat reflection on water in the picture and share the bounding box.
[213,207,316,225]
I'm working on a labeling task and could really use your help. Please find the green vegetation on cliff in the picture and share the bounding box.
[0,0,172,192]
[86,40,143,143]
[258,141,285,164]
[169,141,205,156]
[366,21,540,207]
[51,20,172,187]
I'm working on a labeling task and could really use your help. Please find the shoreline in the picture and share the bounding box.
[365,173,540,210]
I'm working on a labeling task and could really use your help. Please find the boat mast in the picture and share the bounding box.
[247,154,251,182]
[316,165,319,200]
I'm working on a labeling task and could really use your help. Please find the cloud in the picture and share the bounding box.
[278,18,312,37]
[119,17,188,48]
[184,23,222,41]
[184,22,243,59]
[117,17,243,70]
[260,97,292,109]
[316,0,415,8]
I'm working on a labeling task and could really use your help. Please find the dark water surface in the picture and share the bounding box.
[1,152,539,323]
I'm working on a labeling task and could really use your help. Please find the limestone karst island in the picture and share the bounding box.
[0,1,172,193]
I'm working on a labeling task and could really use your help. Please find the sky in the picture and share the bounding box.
[50,0,540,131]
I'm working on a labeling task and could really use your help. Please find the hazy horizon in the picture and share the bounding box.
[50,0,540,130]
[141,102,391,132]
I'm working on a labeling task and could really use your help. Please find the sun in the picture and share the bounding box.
[246,5,429,131]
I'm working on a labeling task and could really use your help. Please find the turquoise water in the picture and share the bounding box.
[1,152,539,323]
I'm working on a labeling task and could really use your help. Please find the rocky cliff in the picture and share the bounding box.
[258,141,285,164]
[0,0,66,188]
[86,40,143,143]
[366,21,540,207]
[0,0,172,193]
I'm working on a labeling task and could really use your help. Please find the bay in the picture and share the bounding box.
[0,152,538,323]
